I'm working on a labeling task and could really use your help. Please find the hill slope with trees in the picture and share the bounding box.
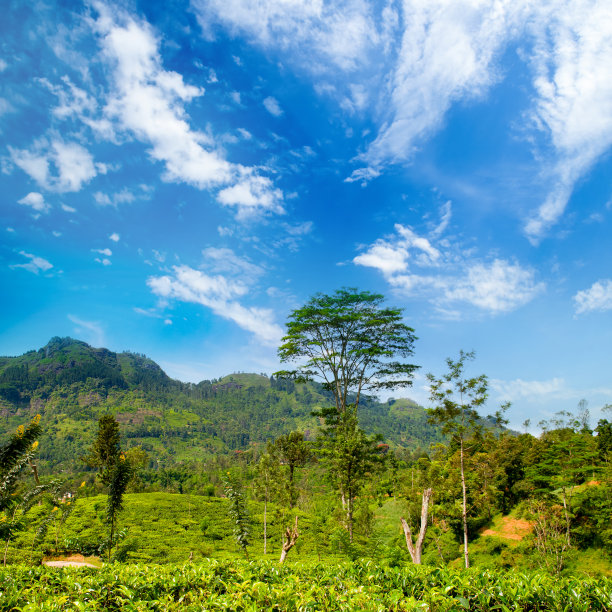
[0,337,444,475]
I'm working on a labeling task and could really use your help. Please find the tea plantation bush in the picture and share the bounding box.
[1,560,611,611]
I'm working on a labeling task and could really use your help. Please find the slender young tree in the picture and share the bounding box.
[85,414,121,485]
[426,351,501,569]
[86,414,132,562]
[105,454,132,562]
[254,452,280,555]
[271,431,310,508]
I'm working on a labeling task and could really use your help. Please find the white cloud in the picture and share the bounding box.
[10,251,53,274]
[283,221,313,236]
[18,192,50,213]
[134,307,162,318]
[355,223,543,315]
[109,232,120,242]
[52,231,62,237]
[0,98,13,117]
[491,377,567,401]
[148,264,283,344]
[0,59,7,72]
[93,188,137,207]
[61,204,76,212]
[444,259,543,313]
[574,279,612,314]
[6,227,15,233]
[202,247,264,278]
[263,96,283,117]
[10,139,97,193]
[491,376,612,405]
[67,314,105,347]
[217,172,284,218]
[195,0,612,239]
[354,242,409,276]
[92,248,112,256]
[193,0,381,73]
[89,4,284,218]
[525,0,612,241]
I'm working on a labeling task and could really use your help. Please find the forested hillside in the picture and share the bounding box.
[0,337,444,474]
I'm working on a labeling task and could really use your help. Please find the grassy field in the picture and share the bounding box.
[6,491,612,577]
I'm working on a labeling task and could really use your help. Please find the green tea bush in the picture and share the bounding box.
[1,560,611,611]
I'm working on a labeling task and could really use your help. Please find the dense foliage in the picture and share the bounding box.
[1,560,611,611]
[1,335,612,586]
[0,338,445,477]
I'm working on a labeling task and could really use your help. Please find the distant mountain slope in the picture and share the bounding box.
[0,338,445,474]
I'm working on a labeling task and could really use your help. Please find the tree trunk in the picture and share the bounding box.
[401,488,433,564]
[561,487,571,546]
[460,438,469,569]
[263,498,267,555]
[279,516,299,564]
[347,494,354,543]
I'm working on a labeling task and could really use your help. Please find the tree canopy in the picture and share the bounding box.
[276,288,418,416]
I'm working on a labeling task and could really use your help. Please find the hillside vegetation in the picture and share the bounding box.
[0,337,444,475]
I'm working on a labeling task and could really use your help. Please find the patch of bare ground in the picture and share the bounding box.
[42,554,100,568]
[480,516,533,541]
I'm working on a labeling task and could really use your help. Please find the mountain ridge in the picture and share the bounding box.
[0,337,444,474]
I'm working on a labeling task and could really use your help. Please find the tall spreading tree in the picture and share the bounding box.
[277,288,418,419]
[277,288,418,541]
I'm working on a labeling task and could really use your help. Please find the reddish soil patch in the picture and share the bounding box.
[480,516,533,541]
[43,554,100,568]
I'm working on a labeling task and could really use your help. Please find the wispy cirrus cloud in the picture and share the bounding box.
[194,0,612,241]
[147,247,281,344]
[491,377,612,413]
[524,0,612,242]
[67,314,105,346]
[148,264,282,344]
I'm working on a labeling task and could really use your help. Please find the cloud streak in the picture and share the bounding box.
[194,0,612,240]
[148,264,283,344]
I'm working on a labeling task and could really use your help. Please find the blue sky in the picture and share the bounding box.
[2,0,612,430]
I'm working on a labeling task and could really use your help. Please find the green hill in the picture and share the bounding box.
[0,337,445,475]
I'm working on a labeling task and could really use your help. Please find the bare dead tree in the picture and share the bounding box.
[279,516,299,564]
[400,488,433,564]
